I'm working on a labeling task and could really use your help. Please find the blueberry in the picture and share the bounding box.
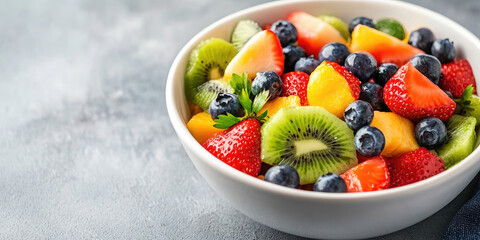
[264,164,300,188]
[251,71,283,99]
[354,126,385,158]
[318,42,350,65]
[270,20,298,47]
[348,17,375,34]
[209,93,243,120]
[374,63,399,87]
[344,52,377,82]
[313,173,347,193]
[409,54,442,85]
[431,39,456,64]
[294,56,320,75]
[344,100,374,132]
[283,44,307,73]
[415,117,447,149]
[359,82,387,111]
[408,28,435,53]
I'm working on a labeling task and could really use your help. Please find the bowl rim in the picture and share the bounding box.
[166,0,480,200]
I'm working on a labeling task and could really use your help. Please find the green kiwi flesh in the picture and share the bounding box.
[261,106,357,184]
[192,79,234,110]
[231,20,262,51]
[436,115,477,169]
[184,38,237,108]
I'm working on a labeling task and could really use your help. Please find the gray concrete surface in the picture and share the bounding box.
[0,0,479,239]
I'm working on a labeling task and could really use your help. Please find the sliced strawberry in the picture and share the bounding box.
[383,63,456,121]
[356,151,369,164]
[224,30,284,80]
[287,11,346,57]
[281,71,310,105]
[387,147,445,188]
[439,59,477,98]
[341,156,390,192]
[202,119,262,177]
[262,23,272,30]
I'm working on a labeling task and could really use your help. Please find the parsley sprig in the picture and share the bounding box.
[213,73,269,129]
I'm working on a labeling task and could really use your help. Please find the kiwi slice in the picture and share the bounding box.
[192,79,234,110]
[375,18,406,40]
[184,38,237,109]
[318,15,350,41]
[231,20,262,51]
[261,106,357,184]
[436,115,477,169]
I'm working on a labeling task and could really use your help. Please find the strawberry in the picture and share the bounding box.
[224,30,284,80]
[203,119,262,176]
[287,11,346,57]
[262,23,272,30]
[202,73,269,177]
[387,147,445,188]
[341,156,390,192]
[383,63,456,121]
[439,59,476,98]
[281,71,310,106]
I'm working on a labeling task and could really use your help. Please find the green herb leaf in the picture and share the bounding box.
[252,90,269,114]
[213,113,241,129]
[258,110,268,121]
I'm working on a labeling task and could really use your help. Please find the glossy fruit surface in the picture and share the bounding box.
[318,42,350,65]
[344,52,377,82]
[341,157,390,192]
[415,117,447,149]
[439,59,476,98]
[408,28,435,53]
[283,44,307,73]
[270,20,298,47]
[187,112,224,144]
[348,16,375,34]
[383,63,456,121]
[375,18,406,40]
[208,93,243,120]
[265,164,300,188]
[374,63,399,87]
[387,148,445,188]
[308,61,361,118]
[251,71,283,99]
[260,95,301,117]
[354,126,385,157]
[370,111,419,157]
[287,11,346,56]
[314,173,347,193]
[350,25,423,66]
[409,54,442,85]
[344,100,374,132]
[281,71,310,106]
[431,39,455,64]
[359,82,387,111]
[295,56,320,75]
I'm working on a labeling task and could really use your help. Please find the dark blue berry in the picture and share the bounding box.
[209,93,243,120]
[349,17,375,34]
[251,71,283,99]
[409,54,442,85]
[354,126,385,158]
[283,44,307,73]
[408,28,435,53]
[359,82,387,111]
[270,20,298,47]
[431,39,456,64]
[374,63,399,86]
[344,52,377,82]
[415,117,447,149]
[294,56,320,75]
[313,173,347,193]
[264,164,300,188]
[318,42,350,65]
[344,100,374,132]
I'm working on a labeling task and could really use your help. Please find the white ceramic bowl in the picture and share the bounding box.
[166,0,480,239]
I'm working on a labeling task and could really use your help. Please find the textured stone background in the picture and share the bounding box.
[0,0,479,239]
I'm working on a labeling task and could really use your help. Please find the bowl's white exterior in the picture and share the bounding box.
[166,1,480,239]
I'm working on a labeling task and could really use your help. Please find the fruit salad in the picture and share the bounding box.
[184,11,479,193]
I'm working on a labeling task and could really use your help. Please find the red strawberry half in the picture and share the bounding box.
[203,119,262,177]
[281,71,310,106]
[383,63,456,121]
[387,147,445,188]
[341,156,390,192]
[439,59,477,98]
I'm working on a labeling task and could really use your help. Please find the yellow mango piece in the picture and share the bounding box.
[371,111,420,157]
[186,112,224,144]
[260,96,301,117]
[307,62,356,118]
